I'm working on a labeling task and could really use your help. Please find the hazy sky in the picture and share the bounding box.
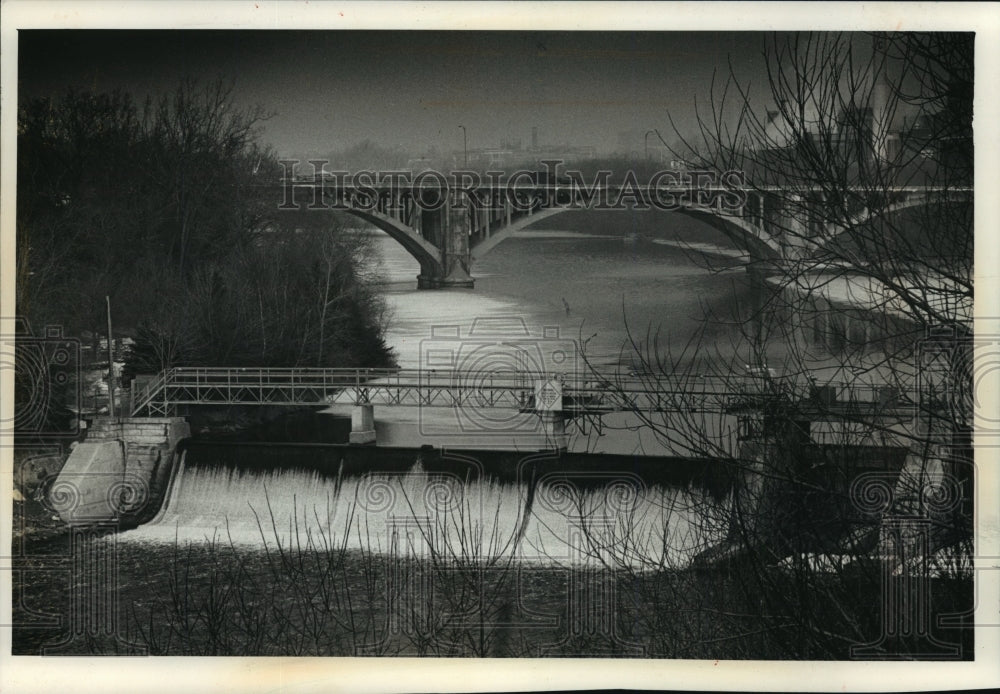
[19,30,775,157]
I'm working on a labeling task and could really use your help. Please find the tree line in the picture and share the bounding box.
[17,80,396,388]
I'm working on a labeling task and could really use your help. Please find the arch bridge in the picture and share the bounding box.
[280,176,970,288]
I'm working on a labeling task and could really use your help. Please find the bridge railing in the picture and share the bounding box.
[130,365,930,416]
[130,369,173,416]
[166,366,405,388]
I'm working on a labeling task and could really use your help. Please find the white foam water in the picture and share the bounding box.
[119,455,726,570]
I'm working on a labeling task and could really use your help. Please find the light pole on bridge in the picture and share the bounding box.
[644,129,656,160]
[458,124,468,167]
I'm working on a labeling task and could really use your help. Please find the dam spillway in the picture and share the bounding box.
[117,443,731,570]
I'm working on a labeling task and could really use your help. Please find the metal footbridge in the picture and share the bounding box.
[130,367,727,417]
[129,366,922,419]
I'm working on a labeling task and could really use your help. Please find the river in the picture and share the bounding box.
[380,208,752,370]
[345,207,780,454]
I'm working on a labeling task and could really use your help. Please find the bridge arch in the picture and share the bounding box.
[341,207,445,282]
[345,200,806,280]
[670,205,783,260]
[471,205,785,263]
[287,179,970,288]
[469,207,567,261]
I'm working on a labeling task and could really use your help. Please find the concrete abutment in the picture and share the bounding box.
[51,417,190,527]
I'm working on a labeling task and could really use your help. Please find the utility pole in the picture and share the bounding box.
[106,296,116,419]
[458,124,468,167]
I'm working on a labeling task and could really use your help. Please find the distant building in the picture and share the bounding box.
[453,127,597,170]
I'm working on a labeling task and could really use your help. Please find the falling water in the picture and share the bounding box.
[119,450,727,570]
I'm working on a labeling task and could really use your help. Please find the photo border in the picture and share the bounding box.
[2,1,998,692]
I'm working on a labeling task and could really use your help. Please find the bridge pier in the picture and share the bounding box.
[537,411,569,451]
[532,376,570,451]
[415,207,475,289]
[349,403,377,445]
[416,264,474,289]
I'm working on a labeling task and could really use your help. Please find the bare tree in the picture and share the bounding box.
[18,81,398,387]
[567,31,974,658]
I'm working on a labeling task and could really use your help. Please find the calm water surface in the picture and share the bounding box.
[379,208,752,370]
[352,208,770,453]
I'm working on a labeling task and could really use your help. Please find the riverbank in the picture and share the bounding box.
[13,526,973,658]
[12,447,73,547]
[773,270,973,328]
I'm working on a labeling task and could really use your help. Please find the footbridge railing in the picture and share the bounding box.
[129,366,930,419]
